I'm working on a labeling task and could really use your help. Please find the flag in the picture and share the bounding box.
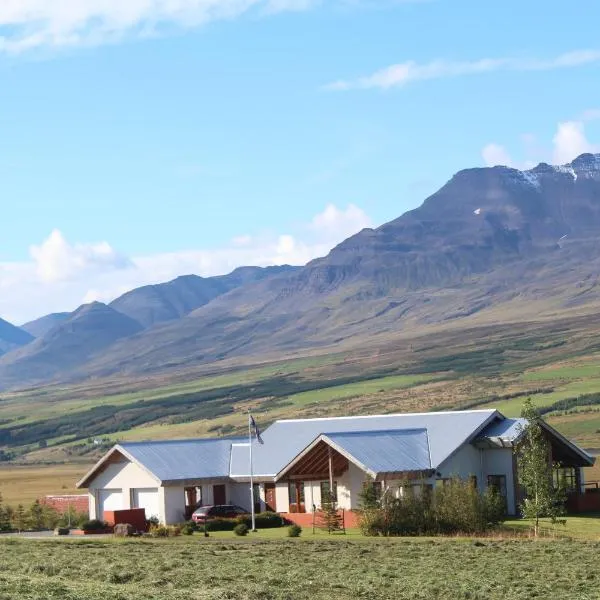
[249,414,264,444]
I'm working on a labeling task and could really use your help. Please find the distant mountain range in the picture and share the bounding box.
[4,153,600,390]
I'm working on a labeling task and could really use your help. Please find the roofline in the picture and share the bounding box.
[273,433,377,481]
[538,420,595,466]
[76,444,162,489]
[276,409,498,424]
[436,410,504,470]
[119,436,245,446]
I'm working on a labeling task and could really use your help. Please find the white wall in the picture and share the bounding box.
[482,448,516,515]
[275,482,289,512]
[161,487,186,525]
[88,459,159,520]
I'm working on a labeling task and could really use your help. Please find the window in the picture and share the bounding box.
[487,475,507,497]
[553,467,577,492]
[320,481,338,503]
[487,475,508,514]
[435,478,450,488]
[469,475,478,489]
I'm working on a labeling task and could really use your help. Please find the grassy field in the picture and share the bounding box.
[1,535,599,599]
[0,464,91,505]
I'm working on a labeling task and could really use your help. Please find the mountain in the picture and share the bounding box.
[0,318,33,356]
[21,313,71,338]
[109,266,298,328]
[3,153,600,389]
[0,302,143,387]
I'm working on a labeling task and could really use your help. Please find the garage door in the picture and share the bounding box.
[132,488,160,520]
[98,489,123,520]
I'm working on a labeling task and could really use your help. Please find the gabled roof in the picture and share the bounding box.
[275,429,432,480]
[77,437,243,487]
[476,417,594,466]
[230,409,500,477]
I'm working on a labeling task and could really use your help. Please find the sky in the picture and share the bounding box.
[1,0,600,324]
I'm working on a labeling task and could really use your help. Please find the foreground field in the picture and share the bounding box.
[0,536,599,599]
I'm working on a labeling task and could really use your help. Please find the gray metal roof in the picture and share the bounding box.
[119,438,244,483]
[478,418,526,442]
[324,429,431,476]
[230,410,499,477]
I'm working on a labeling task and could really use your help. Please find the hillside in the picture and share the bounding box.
[110,266,297,328]
[0,302,144,387]
[62,153,600,379]
[21,313,71,338]
[0,318,33,356]
[3,153,600,389]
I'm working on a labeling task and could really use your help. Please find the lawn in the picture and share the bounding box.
[0,535,599,599]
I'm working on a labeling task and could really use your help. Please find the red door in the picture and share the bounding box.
[264,484,277,512]
[213,484,226,505]
[288,482,306,513]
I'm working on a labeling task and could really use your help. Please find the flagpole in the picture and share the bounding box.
[248,411,256,532]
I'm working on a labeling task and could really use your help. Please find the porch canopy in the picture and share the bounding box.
[276,429,435,482]
[474,418,594,468]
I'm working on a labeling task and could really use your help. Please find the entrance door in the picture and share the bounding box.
[213,484,226,505]
[264,484,277,512]
[288,482,305,513]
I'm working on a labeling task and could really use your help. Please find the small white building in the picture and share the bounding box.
[77,409,593,524]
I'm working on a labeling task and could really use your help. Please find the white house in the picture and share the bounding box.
[77,409,594,524]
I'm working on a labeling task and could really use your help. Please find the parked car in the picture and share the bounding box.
[191,504,248,523]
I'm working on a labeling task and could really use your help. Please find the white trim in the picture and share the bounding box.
[277,409,497,424]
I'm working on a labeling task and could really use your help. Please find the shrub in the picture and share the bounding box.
[81,519,108,531]
[148,524,181,537]
[234,523,249,536]
[236,512,287,529]
[287,524,302,537]
[204,518,238,532]
[357,477,506,537]
[181,522,195,535]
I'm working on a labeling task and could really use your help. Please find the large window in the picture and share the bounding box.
[553,467,578,492]
[487,475,508,514]
[320,481,338,503]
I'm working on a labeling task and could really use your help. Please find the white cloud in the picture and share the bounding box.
[552,121,600,164]
[481,114,600,169]
[0,203,373,324]
[0,0,320,53]
[482,143,514,167]
[326,49,600,91]
[29,229,132,283]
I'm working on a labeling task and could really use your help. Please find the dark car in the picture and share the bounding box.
[191,504,248,523]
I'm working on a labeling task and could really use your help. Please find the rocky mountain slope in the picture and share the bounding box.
[21,313,71,338]
[2,153,600,389]
[0,318,33,357]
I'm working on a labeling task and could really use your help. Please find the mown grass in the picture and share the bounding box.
[0,536,599,599]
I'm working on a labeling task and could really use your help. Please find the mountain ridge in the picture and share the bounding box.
[2,153,600,390]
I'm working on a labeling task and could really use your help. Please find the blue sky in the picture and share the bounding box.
[1,0,600,322]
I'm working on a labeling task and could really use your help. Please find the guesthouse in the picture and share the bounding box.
[77,409,594,524]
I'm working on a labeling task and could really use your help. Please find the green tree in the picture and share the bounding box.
[0,492,10,531]
[516,398,566,537]
[28,500,45,530]
[13,504,27,532]
[317,492,343,534]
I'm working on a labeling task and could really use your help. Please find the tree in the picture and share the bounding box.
[516,398,566,537]
[317,491,343,534]
[13,504,28,533]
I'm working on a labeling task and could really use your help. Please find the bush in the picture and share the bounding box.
[357,478,506,537]
[234,523,249,536]
[204,518,238,532]
[148,524,181,537]
[236,512,287,529]
[287,524,302,538]
[81,519,108,531]
[181,522,196,535]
